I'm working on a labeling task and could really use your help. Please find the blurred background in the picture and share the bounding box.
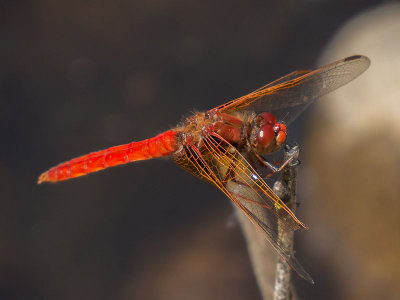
[1,1,399,299]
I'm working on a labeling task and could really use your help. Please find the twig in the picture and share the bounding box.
[272,145,299,300]
[233,204,277,298]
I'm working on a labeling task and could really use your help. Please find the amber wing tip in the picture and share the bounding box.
[344,54,362,61]
[37,172,48,184]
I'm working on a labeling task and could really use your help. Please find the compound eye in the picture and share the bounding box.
[259,112,277,125]
[274,123,287,146]
[256,124,275,147]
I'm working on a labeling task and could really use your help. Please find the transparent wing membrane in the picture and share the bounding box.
[173,133,313,282]
[215,55,370,125]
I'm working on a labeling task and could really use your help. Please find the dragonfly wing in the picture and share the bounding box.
[216,55,370,126]
[172,145,218,185]
[225,179,314,284]
[172,133,313,282]
[250,69,311,92]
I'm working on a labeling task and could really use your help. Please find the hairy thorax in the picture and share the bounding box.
[174,111,255,155]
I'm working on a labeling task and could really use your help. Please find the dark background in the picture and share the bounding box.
[0,1,393,299]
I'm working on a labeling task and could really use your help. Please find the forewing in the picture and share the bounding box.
[214,55,370,125]
[172,133,312,282]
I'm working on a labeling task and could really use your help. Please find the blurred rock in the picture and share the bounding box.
[300,3,400,300]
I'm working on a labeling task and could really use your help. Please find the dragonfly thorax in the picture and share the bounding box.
[179,112,212,147]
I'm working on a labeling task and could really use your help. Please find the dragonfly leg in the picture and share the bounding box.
[257,144,300,178]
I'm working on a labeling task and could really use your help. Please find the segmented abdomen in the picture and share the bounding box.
[38,130,178,183]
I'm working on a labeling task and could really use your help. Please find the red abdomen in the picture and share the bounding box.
[38,130,178,183]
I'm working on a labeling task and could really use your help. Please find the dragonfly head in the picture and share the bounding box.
[250,112,286,155]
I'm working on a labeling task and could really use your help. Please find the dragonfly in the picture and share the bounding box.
[38,55,370,283]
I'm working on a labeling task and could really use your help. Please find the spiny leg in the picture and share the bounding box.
[254,144,300,178]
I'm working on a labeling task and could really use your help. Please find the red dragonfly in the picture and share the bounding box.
[38,55,370,282]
